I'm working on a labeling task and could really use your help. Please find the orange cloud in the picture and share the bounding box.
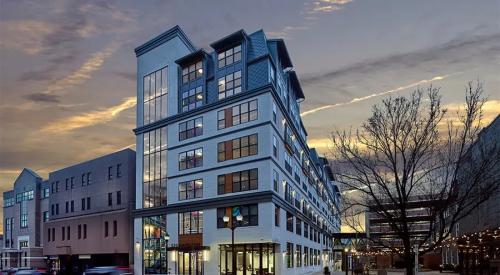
[40,97,136,134]
[0,20,55,54]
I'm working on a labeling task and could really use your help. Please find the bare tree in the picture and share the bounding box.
[330,81,500,274]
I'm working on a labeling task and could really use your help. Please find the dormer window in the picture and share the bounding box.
[218,45,241,68]
[182,61,203,84]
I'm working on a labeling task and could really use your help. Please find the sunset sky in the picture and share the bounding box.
[0,0,499,223]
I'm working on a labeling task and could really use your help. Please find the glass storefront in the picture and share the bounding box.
[143,215,167,274]
[178,251,204,275]
[220,243,275,275]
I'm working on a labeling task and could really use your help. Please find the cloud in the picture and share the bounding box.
[301,74,458,117]
[39,97,136,134]
[0,20,55,54]
[23,93,60,103]
[25,43,119,101]
[304,0,353,15]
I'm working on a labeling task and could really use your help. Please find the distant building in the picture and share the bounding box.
[366,198,441,269]
[1,149,136,274]
[441,115,500,270]
[2,168,48,269]
[43,149,135,274]
[132,26,342,275]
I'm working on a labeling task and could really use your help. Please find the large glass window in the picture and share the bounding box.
[217,204,258,228]
[218,45,241,68]
[217,169,258,195]
[179,211,203,235]
[179,117,203,141]
[5,218,13,247]
[181,86,203,112]
[217,99,257,130]
[178,251,204,275]
[178,148,203,170]
[286,242,294,268]
[182,61,203,84]
[143,126,167,208]
[217,134,258,162]
[143,215,167,275]
[219,243,275,275]
[178,179,203,200]
[296,245,302,267]
[143,67,168,125]
[286,212,293,232]
[218,71,242,100]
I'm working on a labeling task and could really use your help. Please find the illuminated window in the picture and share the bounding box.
[181,86,203,112]
[218,70,242,100]
[218,45,241,68]
[143,126,167,208]
[143,67,168,125]
[182,61,203,83]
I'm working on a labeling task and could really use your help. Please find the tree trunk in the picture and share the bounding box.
[404,248,415,275]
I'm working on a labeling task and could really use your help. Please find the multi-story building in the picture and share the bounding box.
[2,168,48,269]
[132,26,342,275]
[43,149,135,274]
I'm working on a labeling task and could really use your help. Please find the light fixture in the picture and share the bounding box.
[223,215,230,223]
[236,214,243,222]
[165,233,170,242]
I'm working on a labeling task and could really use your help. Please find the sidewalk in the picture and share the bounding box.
[313,272,458,275]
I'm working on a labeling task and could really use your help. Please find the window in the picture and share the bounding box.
[5,218,13,248]
[48,228,51,242]
[304,246,309,266]
[4,197,14,207]
[286,212,294,232]
[86,172,92,185]
[62,227,65,241]
[272,101,277,123]
[304,223,309,238]
[179,211,204,234]
[81,173,86,186]
[117,163,122,178]
[178,179,203,200]
[217,134,258,162]
[296,217,302,235]
[273,170,279,192]
[217,169,258,194]
[65,178,69,190]
[179,117,203,141]
[78,225,82,239]
[86,197,91,210]
[285,152,292,174]
[65,201,69,213]
[286,242,294,268]
[43,211,49,222]
[181,86,203,112]
[71,200,74,212]
[83,224,87,239]
[217,204,258,228]
[143,215,167,274]
[42,188,50,198]
[274,205,280,227]
[71,176,75,189]
[273,136,278,158]
[51,228,55,242]
[296,245,302,267]
[182,61,203,84]
[56,203,59,215]
[108,166,113,180]
[67,226,71,240]
[178,148,203,170]
[113,221,118,237]
[218,70,242,100]
[104,221,109,237]
[108,193,112,206]
[217,99,257,129]
[117,191,122,205]
[285,182,293,204]
[19,241,28,248]
[143,126,167,208]
[218,45,241,68]
[143,67,168,125]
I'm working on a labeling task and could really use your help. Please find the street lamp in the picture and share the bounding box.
[224,213,243,275]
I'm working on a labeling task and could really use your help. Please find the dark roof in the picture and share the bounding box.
[135,25,196,57]
[268,39,293,69]
[210,29,247,51]
[289,71,305,100]
[175,49,209,66]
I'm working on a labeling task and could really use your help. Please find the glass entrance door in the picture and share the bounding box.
[178,251,204,275]
[220,243,275,275]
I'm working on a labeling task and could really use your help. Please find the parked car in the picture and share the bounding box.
[14,270,47,275]
[84,267,132,275]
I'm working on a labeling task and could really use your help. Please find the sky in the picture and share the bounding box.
[0,0,499,228]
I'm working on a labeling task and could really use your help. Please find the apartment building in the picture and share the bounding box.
[2,168,48,269]
[133,26,342,275]
[43,149,135,274]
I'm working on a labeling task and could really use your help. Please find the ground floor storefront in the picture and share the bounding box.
[0,247,45,270]
[46,253,129,275]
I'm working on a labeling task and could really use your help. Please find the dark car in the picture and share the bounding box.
[84,267,132,275]
[439,263,458,272]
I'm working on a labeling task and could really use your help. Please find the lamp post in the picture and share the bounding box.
[224,213,243,275]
